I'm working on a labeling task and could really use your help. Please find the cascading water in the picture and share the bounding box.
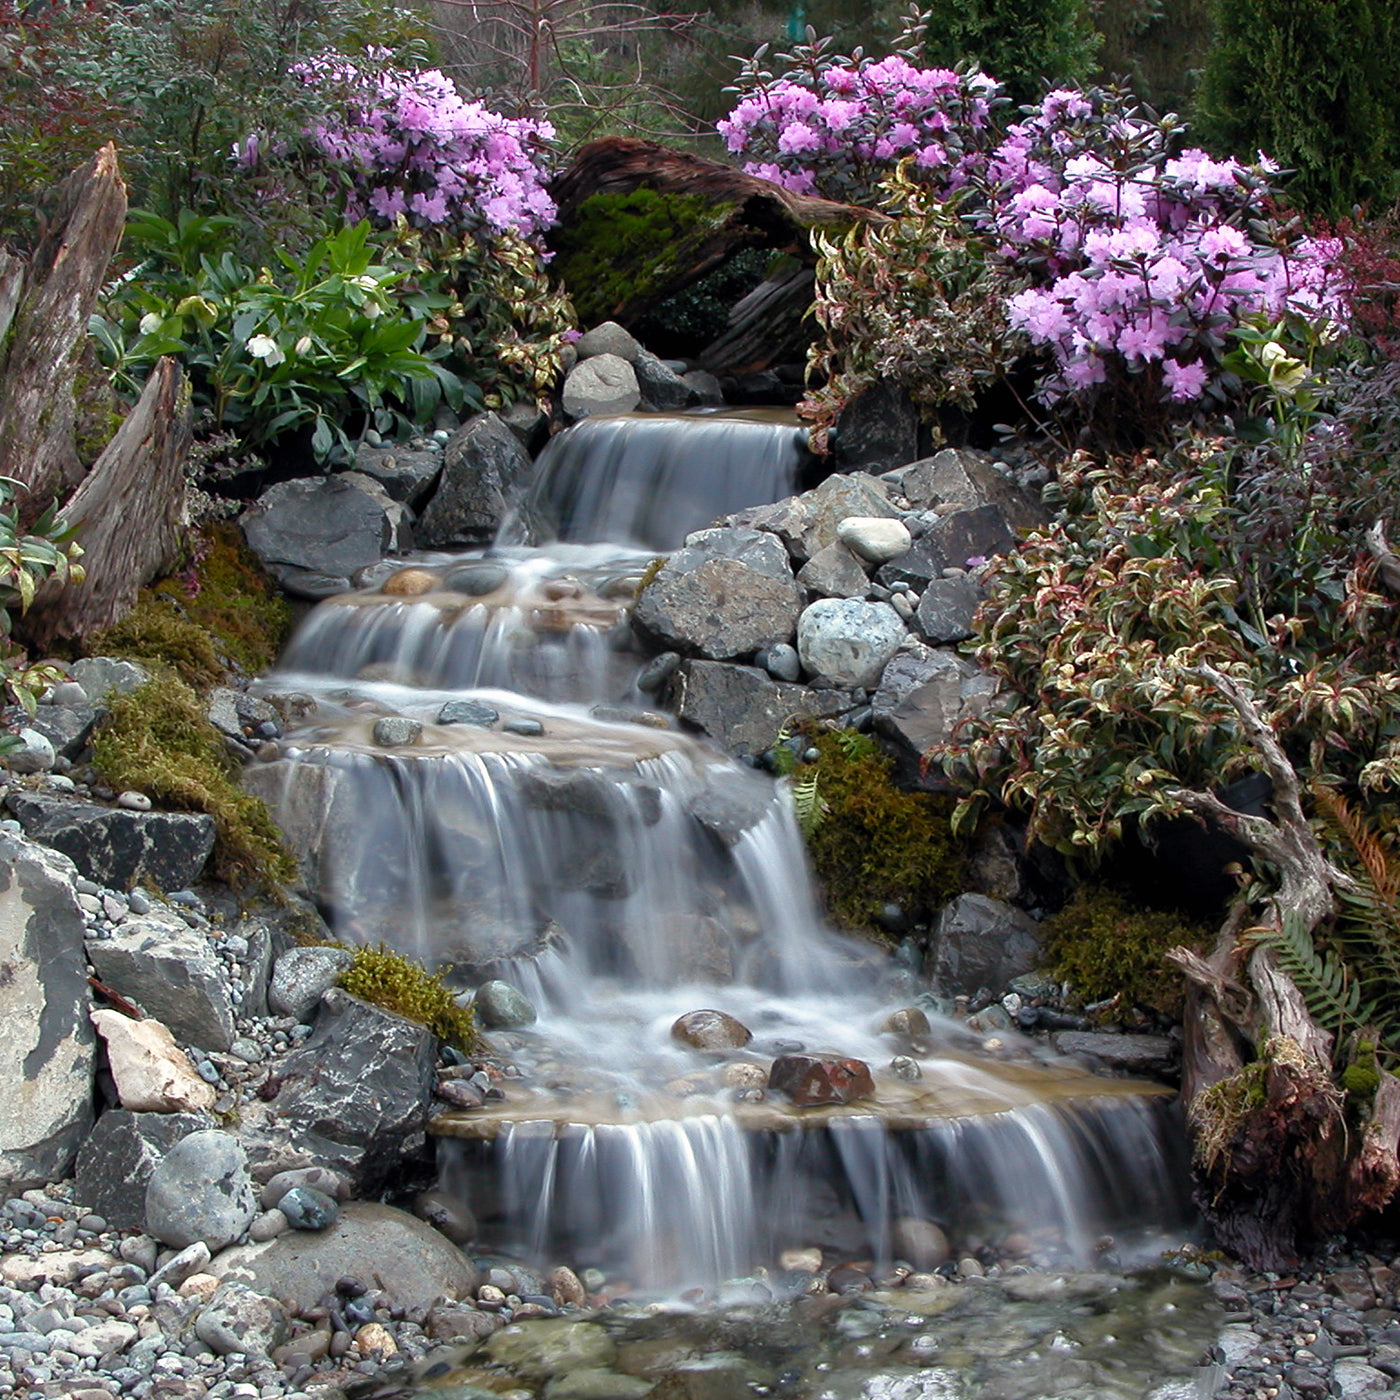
[505,408,812,549]
[252,410,1196,1307]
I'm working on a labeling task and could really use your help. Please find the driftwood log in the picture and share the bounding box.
[550,137,881,370]
[1166,666,1400,1268]
[0,145,129,517]
[0,146,191,648]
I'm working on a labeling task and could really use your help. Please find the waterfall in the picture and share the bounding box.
[252,408,1193,1295]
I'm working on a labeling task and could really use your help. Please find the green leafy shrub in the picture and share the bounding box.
[548,188,737,329]
[1196,0,1400,218]
[781,728,964,936]
[802,165,1028,451]
[1042,883,1206,1015]
[922,0,1101,106]
[339,943,477,1052]
[90,673,298,888]
[94,218,465,466]
[0,481,85,743]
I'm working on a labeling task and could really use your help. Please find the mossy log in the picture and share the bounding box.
[0,144,128,517]
[1166,666,1400,1268]
[550,137,880,351]
[21,356,190,649]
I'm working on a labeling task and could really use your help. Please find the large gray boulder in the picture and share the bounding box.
[876,505,1016,589]
[914,574,985,645]
[633,528,803,661]
[86,910,235,1051]
[145,1129,258,1251]
[267,944,354,1023]
[883,447,1047,533]
[213,1202,478,1313]
[418,412,534,547]
[242,988,436,1191]
[351,441,442,506]
[574,321,640,362]
[5,790,215,891]
[796,541,869,599]
[241,477,395,598]
[672,661,854,759]
[561,353,641,418]
[74,1109,214,1231]
[0,835,94,1193]
[796,599,907,688]
[733,473,897,564]
[633,349,692,410]
[871,644,1001,757]
[831,381,920,473]
[926,894,1044,1000]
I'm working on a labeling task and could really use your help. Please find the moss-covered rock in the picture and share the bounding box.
[782,727,964,938]
[338,943,477,1054]
[1041,884,1207,1016]
[90,672,298,889]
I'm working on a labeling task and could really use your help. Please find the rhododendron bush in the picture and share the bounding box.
[721,31,1349,424]
[239,50,558,245]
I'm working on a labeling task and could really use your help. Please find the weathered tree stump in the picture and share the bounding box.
[0,144,128,516]
[0,146,192,648]
[21,357,190,649]
[1167,666,1400,1267]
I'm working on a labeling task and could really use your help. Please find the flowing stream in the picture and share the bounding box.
[254,410,1217,1396]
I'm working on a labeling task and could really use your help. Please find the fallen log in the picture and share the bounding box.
[549,136,880,358]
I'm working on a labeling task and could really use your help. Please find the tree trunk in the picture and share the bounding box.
[0,144,128,517]
[19,357,190,649]
[1165,666,1397,1267]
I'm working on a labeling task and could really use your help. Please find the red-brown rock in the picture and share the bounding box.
[767,1055,874,1106]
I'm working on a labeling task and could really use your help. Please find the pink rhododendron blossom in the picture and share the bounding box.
[284,52,556,241]
[1162,358,1210,399]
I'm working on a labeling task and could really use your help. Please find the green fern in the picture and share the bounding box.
[789,769,828,836]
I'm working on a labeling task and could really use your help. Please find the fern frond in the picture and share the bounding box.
[789,770,828,837]
[1314,782,1400,905]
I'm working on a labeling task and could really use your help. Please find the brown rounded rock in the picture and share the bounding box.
[881,1007,931,1037]
[670,1008,752,1051]
[382,568,438,596]
[891,1217,950,1270]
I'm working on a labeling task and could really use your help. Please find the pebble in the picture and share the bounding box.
[117,790,153,811]
[502,718,544,737]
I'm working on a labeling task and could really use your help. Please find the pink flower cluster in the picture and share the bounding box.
[718,54,1000,202]
[984,91,1346,402]
[275,52,557,241]
[719,71,1349,407]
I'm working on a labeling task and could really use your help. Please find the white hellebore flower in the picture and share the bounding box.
[294,335,313,357]
[247,334,285,366]
[138,312,163,336]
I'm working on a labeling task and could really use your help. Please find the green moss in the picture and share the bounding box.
[1342,1062,1381,1098]
[339,942,477,1053]
[789,728,964,938]
[1192,1059,1270,1173]
[550,188,737,327]
[91,525,292,683]
[1042,883,1207,1016]
[90,672,298,889]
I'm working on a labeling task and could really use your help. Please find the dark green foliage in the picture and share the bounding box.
[923,0,1101,104]
[1196,0,1400,217]
[90,673,299,889]
[339,943,477,1053]
[1092,0,1213,116]
[1041,883,1206,1014]
[548,188,737,328]
[781,728,964,937]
